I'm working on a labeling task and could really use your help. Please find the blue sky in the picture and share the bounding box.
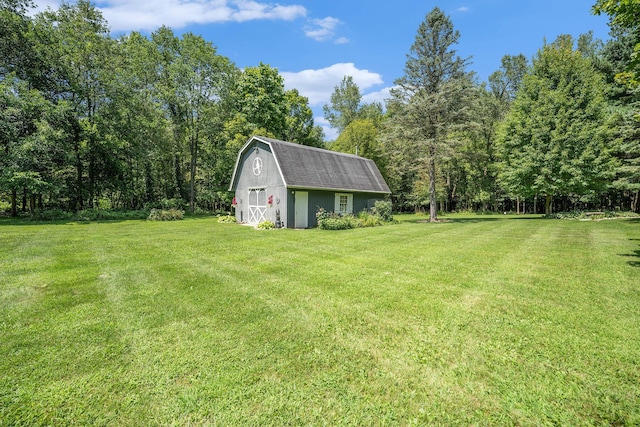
[34,1,612,139]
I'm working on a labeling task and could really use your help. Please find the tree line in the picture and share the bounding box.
[323,3,639,220]
[1,0,323,216]
[1,0,639,219]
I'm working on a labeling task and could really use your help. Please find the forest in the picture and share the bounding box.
[1,0,639,219]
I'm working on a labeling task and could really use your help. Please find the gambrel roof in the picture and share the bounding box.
[229,136,390,194]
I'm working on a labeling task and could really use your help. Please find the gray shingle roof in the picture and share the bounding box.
[240,136,390,194]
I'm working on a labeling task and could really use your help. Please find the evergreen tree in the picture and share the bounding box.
[385,7,474,221]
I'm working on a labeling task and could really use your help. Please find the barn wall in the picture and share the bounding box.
[233,140,287,225]
[289,190,386,228]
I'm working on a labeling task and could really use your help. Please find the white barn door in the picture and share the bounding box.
[248,188,267,224]
[295,191,308,228]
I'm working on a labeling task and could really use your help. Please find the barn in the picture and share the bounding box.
[228,135,390,228]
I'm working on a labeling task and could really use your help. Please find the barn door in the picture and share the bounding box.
[248,188,267,224]
[295,191,308,228]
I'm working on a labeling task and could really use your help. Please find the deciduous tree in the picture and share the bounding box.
[497,35,617,214]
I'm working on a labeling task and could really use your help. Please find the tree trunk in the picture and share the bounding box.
[429,156,437,222]
[88,136,96,209]
[632,190,639,213]
[545,193,553,215]
[189,127,198,214]
[533,195,537,215]
[10,189,17,217]
[74,123,84,211]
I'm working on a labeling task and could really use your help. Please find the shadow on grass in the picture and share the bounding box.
[625,238,640,268]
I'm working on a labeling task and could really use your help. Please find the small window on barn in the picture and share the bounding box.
[335,193,353,215]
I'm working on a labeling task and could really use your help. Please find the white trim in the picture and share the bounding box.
[248,188,267,224]
[253,136,288,188]
[335,193,353,215]
[229,135,288,191]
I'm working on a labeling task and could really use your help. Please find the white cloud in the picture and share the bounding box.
[282,63,389,141]
[334,37,349,45]
[455,6,470,12]
[32,0,307,32]
[362,86,395,106]
[281,62,383,106]
[304,16,340,41]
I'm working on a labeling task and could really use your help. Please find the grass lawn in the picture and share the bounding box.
[1,214,639,426]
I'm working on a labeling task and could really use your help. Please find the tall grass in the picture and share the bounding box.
[1,215,638,425]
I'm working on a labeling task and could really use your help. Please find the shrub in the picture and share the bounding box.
[317,209,358,230]
[147,208,184,221]
[358,210,383,227]
[256,220,275,229]
[316,207,332,224]
[30,209,73,221]
[218,215,237,224]
[0,199,11,214]
[75,209,149,222]
[318,216,355,230]
[373,200,393,222]
[543,210,640,220]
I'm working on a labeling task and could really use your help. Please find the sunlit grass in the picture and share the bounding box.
[1,215,639,425]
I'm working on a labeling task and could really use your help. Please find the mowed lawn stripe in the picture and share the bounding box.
[0,216,638,425]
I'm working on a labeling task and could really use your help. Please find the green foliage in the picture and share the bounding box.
[283,88,325,147]
[24,209,150,222]
[217,214,237,224]
[76,209,150,222]
[385,7,474,222]
[331,119,385,172]
[230,63,288,138]
[147,208,184,221]
[256,220,275,229]
[316,206,390,230]
[316,207,354,229]
[497,35,617,214]
[593,0,640,87]
[317,215,356,230]
[0,4,322,217]
[543,210,640,220]
[29,208,73,221]
[357,210,384,227]
[373,200,394,222]
[322,76,363,133]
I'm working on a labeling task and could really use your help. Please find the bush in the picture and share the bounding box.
[147,208,184,221]
[30,209,73,221]
[217,215,237,224]
[358,210,384,227]
[543,210,640,220]
[76,209,149,221]
[317,204,393,230]
[316,208,358,230]
[373,200,393,222]
[0,199,11,214]
[318,216,356,230]
[256,220,275,229]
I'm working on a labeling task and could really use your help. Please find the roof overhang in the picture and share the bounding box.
[286,185,390,195]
